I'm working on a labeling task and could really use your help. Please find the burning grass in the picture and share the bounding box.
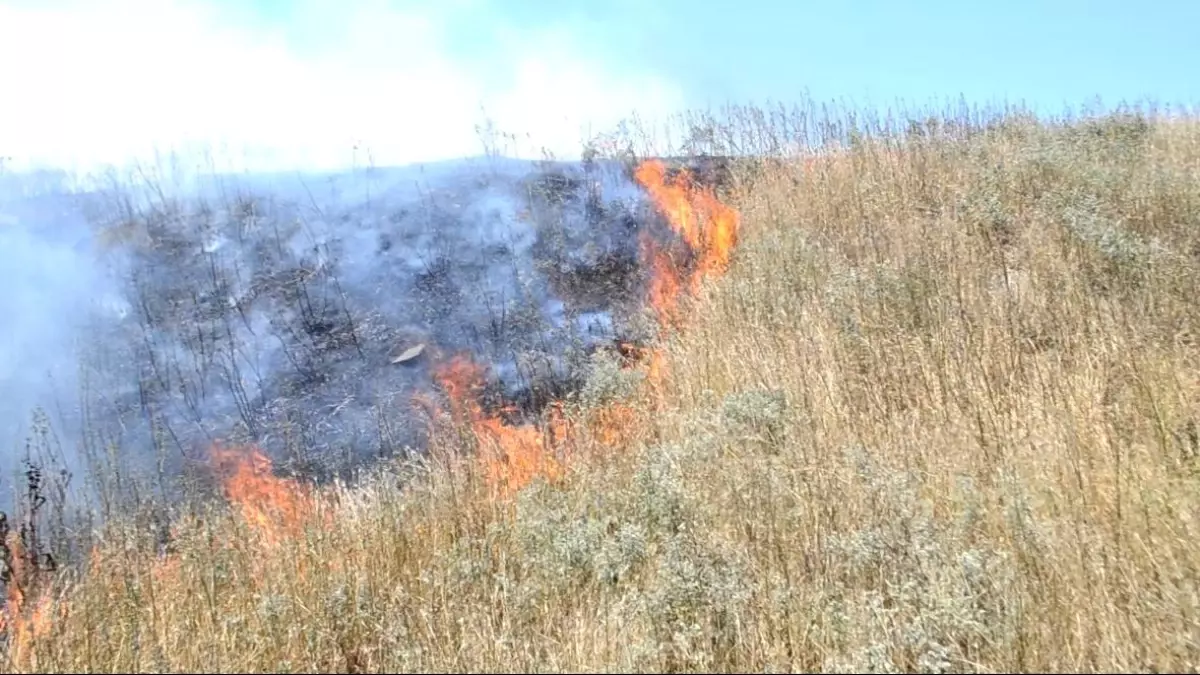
[417,155,741,500]
[207,443,323,542]
[635,158,741,328]
[428,354,569,500]
[6,102,1200,672]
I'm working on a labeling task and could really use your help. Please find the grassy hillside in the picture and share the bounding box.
[4,104,1200,673]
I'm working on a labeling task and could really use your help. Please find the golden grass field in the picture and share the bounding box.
[3,102,1200,673]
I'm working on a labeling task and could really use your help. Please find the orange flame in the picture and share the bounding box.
[631,158,737,405]
[432,355,565,499]
[590,404,637,447]
[1,594,58,667]
[639,232,686,327]
[0,530,62,667]
[634,159,740,326]
[208,443,316,542]
[423,159,741,500]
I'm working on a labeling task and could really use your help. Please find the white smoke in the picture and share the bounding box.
[0,0,684,175]
[0,171,126,474]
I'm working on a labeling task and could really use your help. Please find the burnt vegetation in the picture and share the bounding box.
[63,157,696,493]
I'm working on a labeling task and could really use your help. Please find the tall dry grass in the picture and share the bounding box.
[4,102,1200,673]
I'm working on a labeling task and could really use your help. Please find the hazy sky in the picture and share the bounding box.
[1,0,1196,173]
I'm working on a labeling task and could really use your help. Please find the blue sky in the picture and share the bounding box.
[1,0,1196,173]
[584,0,1198,111]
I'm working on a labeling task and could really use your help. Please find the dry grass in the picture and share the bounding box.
[5,103,1200,673]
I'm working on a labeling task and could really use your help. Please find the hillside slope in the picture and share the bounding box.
[4,108,1200,673]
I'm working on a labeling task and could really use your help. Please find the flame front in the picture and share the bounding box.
[209,443,315,542]
[1,530,62,667]
[634,159,740,324]
[425,159,741,501]
[632,159,738,408]
[432,355,564,499]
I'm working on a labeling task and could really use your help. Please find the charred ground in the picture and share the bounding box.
[19,155,731,489]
